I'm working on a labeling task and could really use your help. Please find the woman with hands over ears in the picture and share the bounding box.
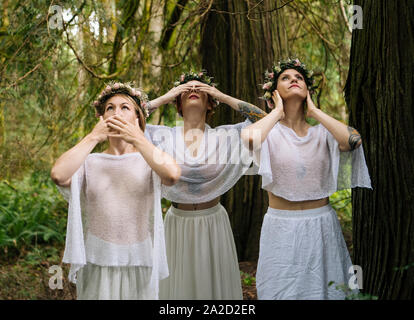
[51,82,181,300]
[241,58,372,300]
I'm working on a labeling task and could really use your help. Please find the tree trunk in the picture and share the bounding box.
[148,0,164,125]
[108,0,140,74]
[200,0,288,261]
[345,0,414,299]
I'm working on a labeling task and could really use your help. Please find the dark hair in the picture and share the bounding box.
[262,58,317,100]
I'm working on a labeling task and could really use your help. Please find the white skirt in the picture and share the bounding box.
[159,203,243,300]
[256,204,356,300]
[76,263,155,300]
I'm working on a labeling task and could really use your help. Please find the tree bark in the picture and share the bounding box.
[345,0,414,299]
[200,0,288,261]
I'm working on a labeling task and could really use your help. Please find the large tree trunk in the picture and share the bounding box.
[200,0,288,261]
[345,0,414,299]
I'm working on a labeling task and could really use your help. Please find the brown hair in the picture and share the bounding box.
[93,82,149,131]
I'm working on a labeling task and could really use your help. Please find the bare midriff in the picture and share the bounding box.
[172,197,220,211]
[268,192,329,210]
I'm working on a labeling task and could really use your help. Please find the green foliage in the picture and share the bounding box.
[330,189,352,233]
[21,245,60,266]
[328,281,379,300]
[0,171,67,256]
[240,271,256,287]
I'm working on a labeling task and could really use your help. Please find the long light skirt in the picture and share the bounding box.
[76,263,155,300]
[159,203,243,300]
[256,204,355,300]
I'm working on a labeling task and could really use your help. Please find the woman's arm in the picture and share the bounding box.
[196,83,267,123]
[106,115,181,186]
[241,90,285,150]
[148,83,194,113]
[306,92,362,151]
[51,116,110,187]
[221,95,267,123]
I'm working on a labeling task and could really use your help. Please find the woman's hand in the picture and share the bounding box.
[106,115,145,145]
[305,91,318,119]
[302,91,362,151]
[241,89,285,150]
[90,116,112,143]
[271,90,285,120]
[163,83,194,104]
[194,82,226,103]
[147,84,193,113]
[106,115,182,186]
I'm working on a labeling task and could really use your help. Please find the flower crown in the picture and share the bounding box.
[173,70,219,106]
[92,81,150,118]
[262,57,317,100]
[173,70,216,87]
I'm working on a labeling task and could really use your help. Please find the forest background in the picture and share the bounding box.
[0,0,412,300]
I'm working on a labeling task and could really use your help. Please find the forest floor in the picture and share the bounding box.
[0,224,352,300]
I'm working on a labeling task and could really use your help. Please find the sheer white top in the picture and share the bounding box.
[146,119,254,203]
[257,122,372,201]
[57,135,168,298]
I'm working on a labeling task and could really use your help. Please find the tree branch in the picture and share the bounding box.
[5,51,52,89]
[63,22,123,80]
[339,0,352,34]
[289,2,337,49]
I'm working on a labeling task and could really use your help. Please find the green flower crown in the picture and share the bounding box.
[93,81,150,118]
[173,70,219,106]
[262,57,317,100]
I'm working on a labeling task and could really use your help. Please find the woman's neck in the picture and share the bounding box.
[280,98,308,129]
[105,138,137,155]
[181,112,207,154]
[182,113,206,134]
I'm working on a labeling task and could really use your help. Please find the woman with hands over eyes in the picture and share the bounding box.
[145,71,266,300]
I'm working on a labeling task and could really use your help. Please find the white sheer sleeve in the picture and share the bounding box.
[145,124,170,152]
[148,170,169,298]
[59,164,87,283]
[257,136,273,188]
[326,128,372,190]
[144,120,255,203]
[56,184,71,202]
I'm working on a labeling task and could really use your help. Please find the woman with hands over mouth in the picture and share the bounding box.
[145,71,266,300]
[51,82,181,300]
[242,58,372,300]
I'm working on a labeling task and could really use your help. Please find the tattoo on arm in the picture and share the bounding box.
[237,102,267,123]
[347,126,362,150]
